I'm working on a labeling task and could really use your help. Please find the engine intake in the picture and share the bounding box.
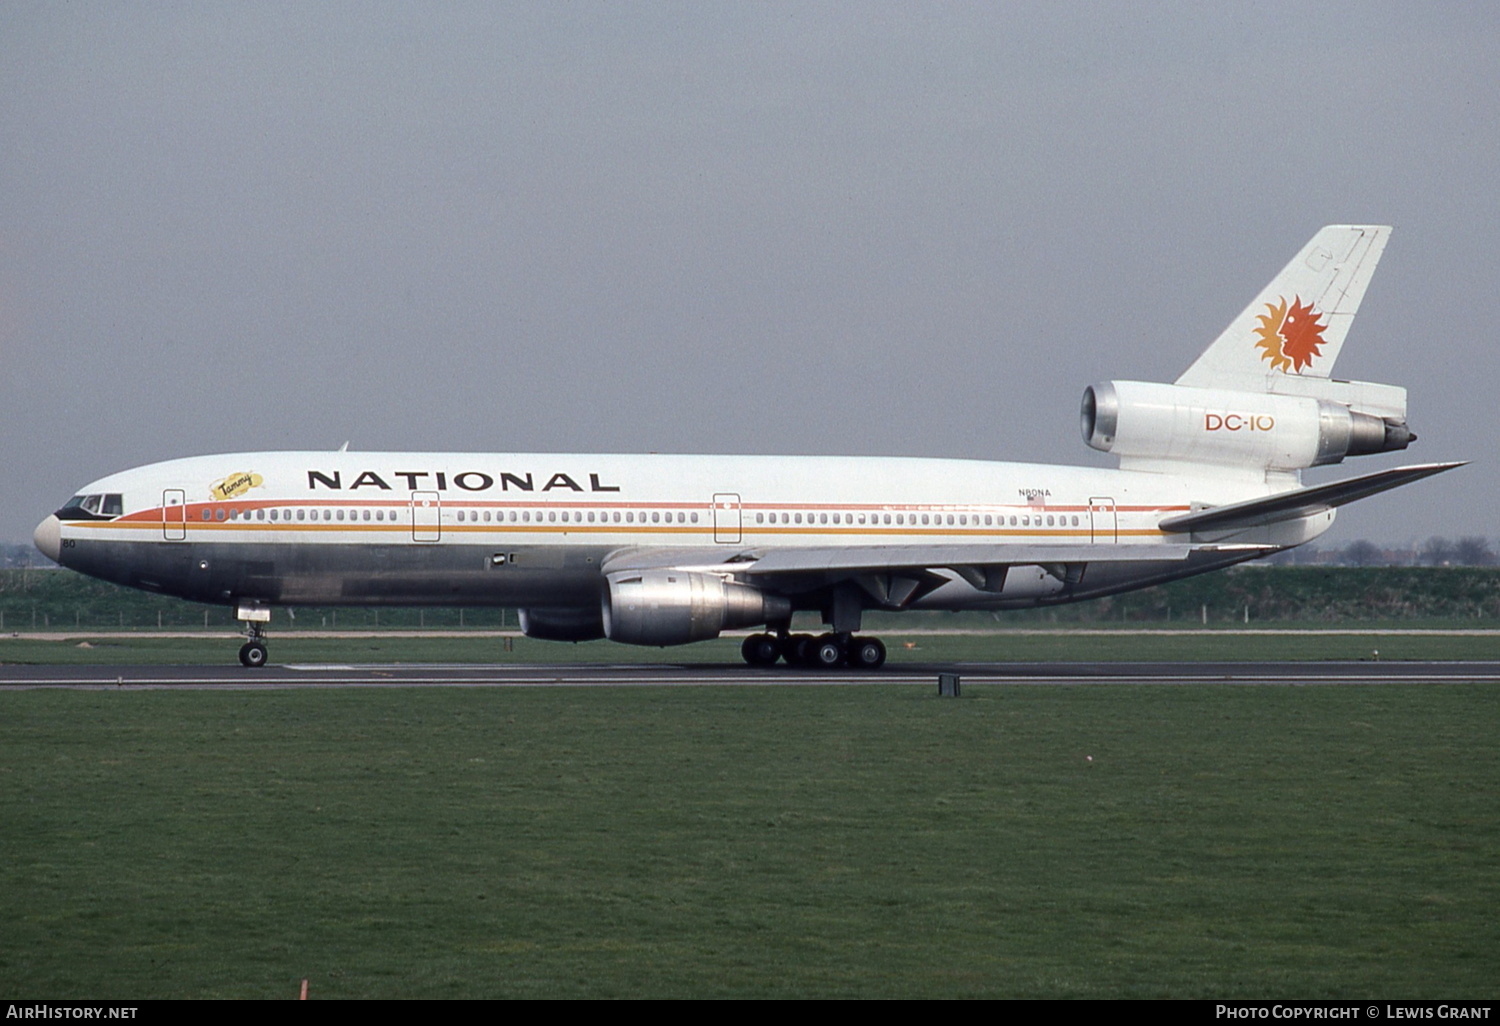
[1081,381,1412,471]
[518,606,605,642]
[603,570,791,646]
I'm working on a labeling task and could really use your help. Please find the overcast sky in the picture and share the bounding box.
[2,2,1494,547]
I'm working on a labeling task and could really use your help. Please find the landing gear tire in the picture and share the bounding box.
[741,633,782,667]
[847,636,887,670]
[784,634,815,666]
[239,641,269,668]
[809,633,845,669]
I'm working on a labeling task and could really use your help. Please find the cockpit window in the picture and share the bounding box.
[55,493,124,520]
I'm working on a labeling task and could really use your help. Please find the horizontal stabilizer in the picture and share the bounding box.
[1158,462,1466,534]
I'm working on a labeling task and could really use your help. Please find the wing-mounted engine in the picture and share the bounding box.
[602,570,791,646]
[1081,380,1413,472]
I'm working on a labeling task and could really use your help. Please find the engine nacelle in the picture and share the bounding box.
[602,570,792,646]
[1081,381,1413,471]
[518,606,605,642]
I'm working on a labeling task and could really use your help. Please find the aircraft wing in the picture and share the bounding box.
[604,543,1193,575]
[1158,461,1466,534]
[738,543,1193,575]
[603,542,1195,604]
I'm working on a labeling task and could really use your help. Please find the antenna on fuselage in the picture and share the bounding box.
[337,441,350,452]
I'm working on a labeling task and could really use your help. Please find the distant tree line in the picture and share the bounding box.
[1272,537,1496,567]
[5,563,1500,630]
[9,538,1496,572]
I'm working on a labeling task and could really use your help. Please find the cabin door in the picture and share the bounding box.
[712,493,742,544]
[1088,497,1117,543]
[411,491,441,543]
[162,489,187,541]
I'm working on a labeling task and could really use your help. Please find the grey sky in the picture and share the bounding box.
[2,2,1494,546]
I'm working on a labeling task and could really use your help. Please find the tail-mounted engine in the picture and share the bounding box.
[603,570,791,646]
[1081,381,1413,471]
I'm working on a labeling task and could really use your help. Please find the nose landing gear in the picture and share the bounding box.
[239,636,269,668]
[236,602,271,668]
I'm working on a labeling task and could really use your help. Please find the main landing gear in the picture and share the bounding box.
[740,631,887,670]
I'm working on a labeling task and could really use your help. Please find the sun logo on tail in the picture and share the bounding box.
[1254,295,1327,373]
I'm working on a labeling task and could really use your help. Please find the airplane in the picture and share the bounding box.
[32,225,1462,669]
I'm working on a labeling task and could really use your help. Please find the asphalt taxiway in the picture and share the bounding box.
[3,661,1499,689]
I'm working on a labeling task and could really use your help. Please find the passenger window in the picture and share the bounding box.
[690,512,699,523]
[201,509,211,521]
[336,510,344,521]
[216,509,226,521]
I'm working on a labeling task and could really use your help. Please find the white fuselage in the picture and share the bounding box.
[38,449,1326,617]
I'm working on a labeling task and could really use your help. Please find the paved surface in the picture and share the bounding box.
[7,628,1500,640]
[3,661,1499,689]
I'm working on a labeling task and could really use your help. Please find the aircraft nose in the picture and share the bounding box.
[33,515,62,564]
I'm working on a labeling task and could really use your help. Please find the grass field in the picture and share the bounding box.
[3,627,1500,665]
[1,683,1496,998]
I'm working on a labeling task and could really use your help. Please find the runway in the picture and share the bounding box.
[3,660,1499,689]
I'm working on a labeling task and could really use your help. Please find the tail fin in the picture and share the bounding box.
[1176,225,1391,392]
